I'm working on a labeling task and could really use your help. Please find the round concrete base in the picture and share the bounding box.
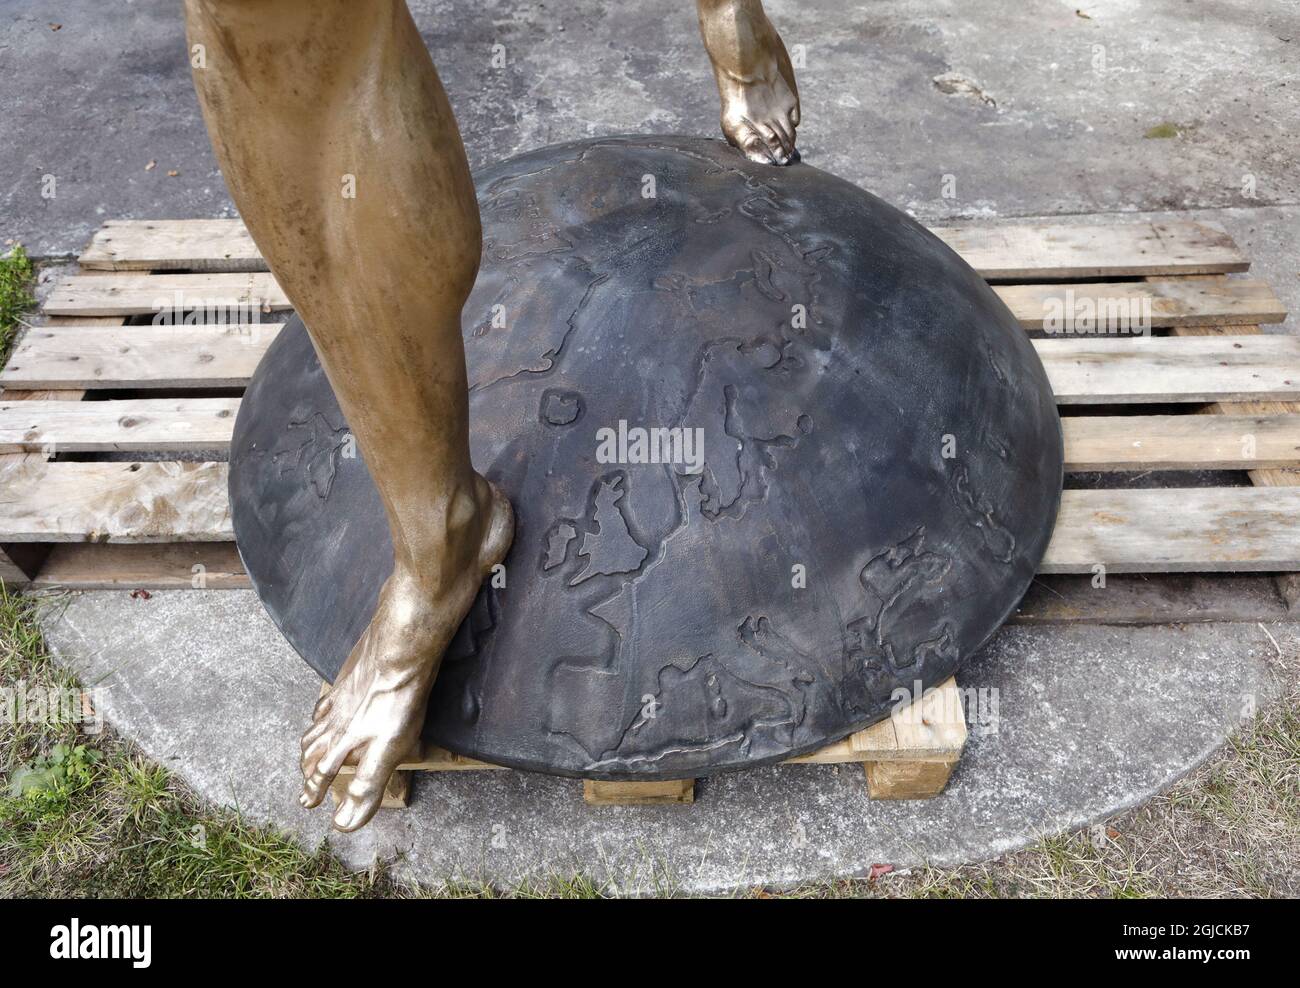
[40,590,1280,892]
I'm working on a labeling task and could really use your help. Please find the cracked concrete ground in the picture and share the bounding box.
[5,0,1300,888]
[4,1,1298,255]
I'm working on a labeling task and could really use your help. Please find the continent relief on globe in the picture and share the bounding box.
[229,136,1063,779]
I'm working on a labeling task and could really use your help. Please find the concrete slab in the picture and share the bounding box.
[4,1,1297,259]
[37,589,1288,892]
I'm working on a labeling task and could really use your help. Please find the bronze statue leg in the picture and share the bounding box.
[697,0,801,165]
[184,0,513,832]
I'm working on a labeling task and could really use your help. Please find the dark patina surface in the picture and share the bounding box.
[230,135,1063,780]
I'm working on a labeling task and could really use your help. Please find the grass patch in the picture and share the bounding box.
[0,243,36,360]
[1143,122,1183,139]
[0,588,387,897]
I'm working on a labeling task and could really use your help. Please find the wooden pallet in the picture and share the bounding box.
[2,216,1296,804]
[324,674,969,807]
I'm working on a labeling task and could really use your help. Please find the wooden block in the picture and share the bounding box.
[0,397,240,453]
[0,323,281,390]
[79,218,1252,280]
[1034,335,1300,404]
[995,278,1284,330]
[864,758,958,800]
[887,677,970,757]
[786,676,966,764]
[1041,486,1300,574]
[582,779,695,805]
[329,770,410,810]
[0,549,31,587]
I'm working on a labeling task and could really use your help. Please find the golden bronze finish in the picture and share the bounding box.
[697,0,802,164]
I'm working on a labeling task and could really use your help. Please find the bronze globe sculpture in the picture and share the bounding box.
[231,135,1062,779]
[188,0,1061,831]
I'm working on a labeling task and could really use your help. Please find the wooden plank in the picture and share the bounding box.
[9,324,1300,407]
[42,272,288,317]
[0,323,282,390]
[40,316,135,328]
[1040,486,1300,574]
[48,549,1286,627]
[888,676,969,757]
[1013,573,1287,625]
[4,460,1299,572]
[20,402,1298,469]
[397,748,507,772]
[996,279,1284,330]
[1035,336,1300,404]
[786,676,965,763]
[79,217,1251,280]
[45,273,1281,328]
[80,219,263,272]
[1061,413,1300,471]
[932,219,1248,279]
[30,543,249,590]
[0,397,240,453]
[583,779,695,805]
[0,460,232,543]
